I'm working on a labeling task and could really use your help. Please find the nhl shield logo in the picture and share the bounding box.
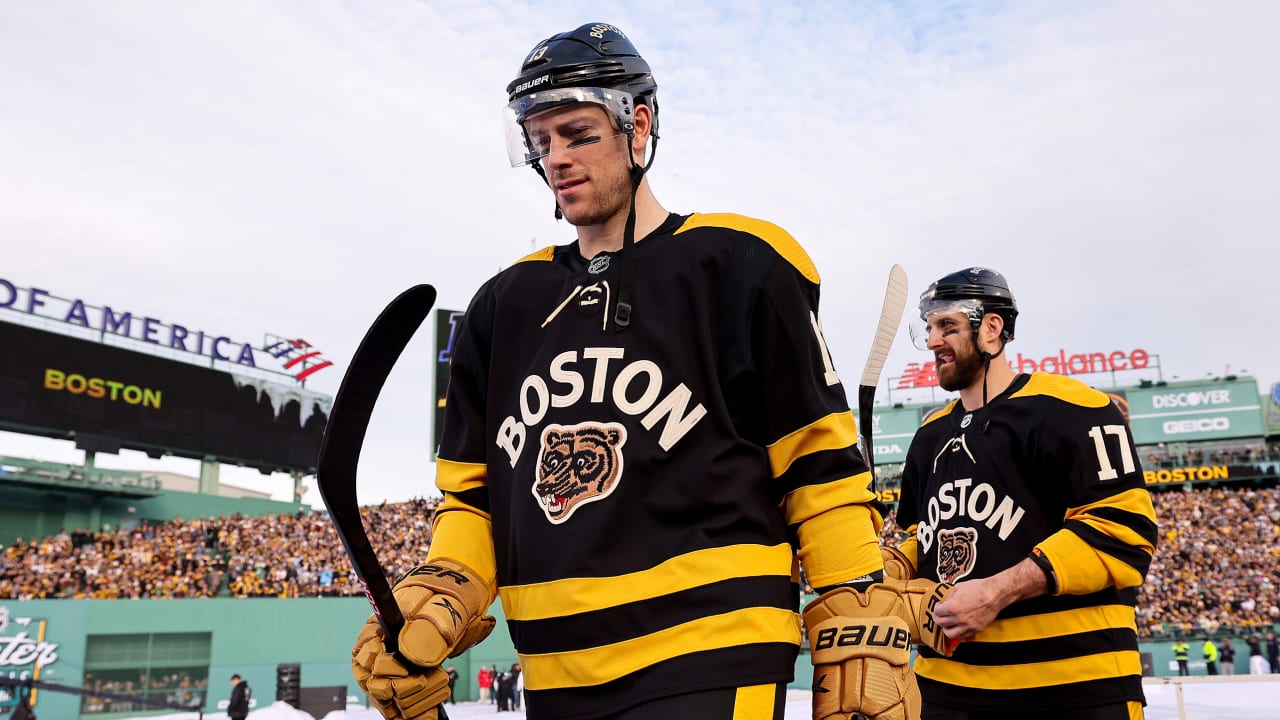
[587,255,611,275]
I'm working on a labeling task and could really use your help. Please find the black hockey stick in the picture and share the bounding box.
[316,283,437,672]
[857,264,909,486]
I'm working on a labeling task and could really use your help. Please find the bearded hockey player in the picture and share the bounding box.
[892,268,1160,720]
[350,21,952,720]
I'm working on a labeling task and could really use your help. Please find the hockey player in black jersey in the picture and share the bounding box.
[891,268,1160,720]
[350,21,953,720]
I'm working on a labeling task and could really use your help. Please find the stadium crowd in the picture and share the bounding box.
[1138,486,1280,637]
[2,486,1278,640]
[0,497,439,600]
[79,670,207,713]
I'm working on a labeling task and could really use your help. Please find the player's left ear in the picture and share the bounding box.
[980,313,1005,350]
[630,104,653,158]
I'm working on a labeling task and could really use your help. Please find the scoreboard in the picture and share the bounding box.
[0,320,330,473]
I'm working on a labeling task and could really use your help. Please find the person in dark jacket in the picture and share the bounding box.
[445,665,459,704]
[228,674,251,720]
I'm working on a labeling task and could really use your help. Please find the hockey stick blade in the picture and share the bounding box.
[316,283,436,670]
[858,264,909,483]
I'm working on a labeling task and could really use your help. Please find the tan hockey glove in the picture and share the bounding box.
[880,545,916,581]
[351,653,451,720]
[352,558,496,719]
[804,585,920,720]
[887,578,957,657]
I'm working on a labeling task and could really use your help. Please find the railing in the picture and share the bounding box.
[0,455,162,495]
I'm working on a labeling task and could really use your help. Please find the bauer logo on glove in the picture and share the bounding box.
[814,624,911,652]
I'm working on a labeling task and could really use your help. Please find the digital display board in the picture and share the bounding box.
[860,406,922,465]
[433,308,464,457]
[1126,379,1264,444]
[0,320,330,472]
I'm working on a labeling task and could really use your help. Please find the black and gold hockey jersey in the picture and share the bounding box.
[896,372,1159,713]
[429,212,882,720]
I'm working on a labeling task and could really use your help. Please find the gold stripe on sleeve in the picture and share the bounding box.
[436,457,486,494]
[766,411,858,479]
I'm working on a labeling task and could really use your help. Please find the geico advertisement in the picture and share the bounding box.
[1126,380,1264,444]
[0,320,329,471]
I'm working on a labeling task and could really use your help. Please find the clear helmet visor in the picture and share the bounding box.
[504,86,636,167]
[909,299,983,350]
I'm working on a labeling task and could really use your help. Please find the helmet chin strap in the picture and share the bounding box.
[614,121,659,330]
[529,117,659,331]
[528,160,563,219]
[976,334,1008,434]
[613,135,646,330]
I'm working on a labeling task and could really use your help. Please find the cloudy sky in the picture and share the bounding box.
[1,1,1276,508]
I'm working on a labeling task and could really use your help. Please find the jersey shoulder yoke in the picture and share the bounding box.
[1010,372,1110,408]
[512,245,557,265]
[920,400,958,428]
[675,212,819,284]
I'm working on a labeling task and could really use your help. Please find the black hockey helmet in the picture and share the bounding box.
[504,23,659,167]
[918,267,1019,342]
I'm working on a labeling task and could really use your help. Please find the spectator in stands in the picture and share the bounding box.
[0,498,443,600]
[1136,486,1280,635]
[477,665,492,704]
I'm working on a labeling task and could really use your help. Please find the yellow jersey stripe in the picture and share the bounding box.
[918,649,1141,690]
[520,606,800,690]
[766,411,858,478]
[675,213,820,284]
[783,472,876,525]
[436,457,487,494]
[972,605,1136,643]
[733,683,778,720]
[501,543,794,621]
[1069,487,1158,524]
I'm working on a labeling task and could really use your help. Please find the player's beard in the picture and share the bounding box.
[937,336,986,392]
[559,161,633,228]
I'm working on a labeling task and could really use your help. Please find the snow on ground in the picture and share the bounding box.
[127,678,1280,720]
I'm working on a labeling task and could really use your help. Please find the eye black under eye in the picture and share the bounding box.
[567,135,603,149]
